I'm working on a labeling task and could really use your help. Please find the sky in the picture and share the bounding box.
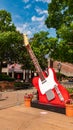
[0,0,55,38]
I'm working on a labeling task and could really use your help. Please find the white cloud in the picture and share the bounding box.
[23,0,51,4]
[16,23,32,37]
[35,7,48,15]
[16,20,48,38]
[35,0,51,3]
[17,23,28,32]
[24,4,31,9]
[15,21,56,38]
[31,15,45,21]
[14,14,21,19]
[16,13,48,38]
[22,0,29,3]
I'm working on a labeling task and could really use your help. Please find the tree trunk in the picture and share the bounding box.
[0,61,2,74]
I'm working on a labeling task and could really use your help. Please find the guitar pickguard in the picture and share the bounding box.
[39,68,58,94]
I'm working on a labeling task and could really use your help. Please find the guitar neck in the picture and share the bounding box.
[26,44,45,81]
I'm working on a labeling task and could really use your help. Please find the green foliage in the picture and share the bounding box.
[45,0,73,63]
[0,31,24,73]
[0,9,26,73]
[30,31,51,69]
[66,88,73,94]
[0,10,16,32]
[0,73,15,81]
[0,9,40,71]
[14,82,32,90]
[0,30,23,61]
[45,0,73,30]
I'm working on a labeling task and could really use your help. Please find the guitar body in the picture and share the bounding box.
[32,68,70,107]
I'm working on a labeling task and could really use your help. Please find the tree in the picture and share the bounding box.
[45,0,73,63]
[0,10,41,73]
[45,0,73,30]
[0,10,25,73]
[29,31,58,70]
[0,10,16,32]
[0,31,24,72]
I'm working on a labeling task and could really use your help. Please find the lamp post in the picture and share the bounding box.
[45,51,53,68]
[57,63,62,81]
[12,66,14,78]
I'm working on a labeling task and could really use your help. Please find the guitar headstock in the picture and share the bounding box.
[23,34,29,46]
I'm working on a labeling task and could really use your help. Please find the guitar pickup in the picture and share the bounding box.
[42,80,47,84]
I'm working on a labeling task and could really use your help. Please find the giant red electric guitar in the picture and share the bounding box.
[23,34,70,107]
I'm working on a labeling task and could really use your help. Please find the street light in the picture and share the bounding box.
[57,63,62,81]
[45,51,53,68]
[12,66,14,78]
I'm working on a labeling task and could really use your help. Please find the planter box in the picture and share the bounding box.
[65,99,73,116]
[65,103,73,116]
[24,98,32,107]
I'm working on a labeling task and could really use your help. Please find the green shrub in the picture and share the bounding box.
[14,81,32,90]
[0,73,15,82]
[66,88,73,93]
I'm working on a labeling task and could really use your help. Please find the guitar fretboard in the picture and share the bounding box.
[26,44,45,81]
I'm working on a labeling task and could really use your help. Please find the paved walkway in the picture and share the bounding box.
[0,104,73,130]
[0,88,37,109]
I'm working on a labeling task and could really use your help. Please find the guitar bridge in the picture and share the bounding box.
[55,85,64,101]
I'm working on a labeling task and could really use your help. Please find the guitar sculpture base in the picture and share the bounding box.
[31,100,65,114]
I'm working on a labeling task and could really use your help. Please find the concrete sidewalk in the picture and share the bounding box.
[0,104,73,130]
[0,88,37,109]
